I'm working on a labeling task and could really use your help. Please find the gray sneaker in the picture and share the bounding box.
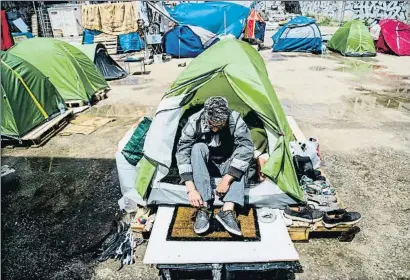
[216,210,242,236]
[194,208,211,234]
[306,193,338,204]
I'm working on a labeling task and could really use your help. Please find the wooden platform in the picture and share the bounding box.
[64,89,110,108]
[2,110,73,148]
[94,34,117,55]
[286,116,360,242]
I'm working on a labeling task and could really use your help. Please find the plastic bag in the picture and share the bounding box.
[290,137,321,169]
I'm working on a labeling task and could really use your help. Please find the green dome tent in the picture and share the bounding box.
[1,51,66,138]
[9,38,108,102]
[327,20,376,57]
[71,43,127,81]
[135,39,303,207]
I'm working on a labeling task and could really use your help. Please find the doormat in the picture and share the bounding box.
[167,206,261,242]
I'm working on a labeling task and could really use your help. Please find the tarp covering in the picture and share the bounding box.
[162,2,250,57]
[1,51,65,138]
[244,9,265,41]
[327,20,376,57]
[83,29,145,53]
[165,2,249,39]
[72,43,127,80]
[164,25,204,58]
[1,10,14,51]
[9,38,108,102]
[118,32,145,52]
[81,2,138,35]
[272,16,322,53]
[136,39,303,206]
[376,19,410,56]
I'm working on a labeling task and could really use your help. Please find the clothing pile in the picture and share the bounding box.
[286,138,362,228]
[97,221,144,270]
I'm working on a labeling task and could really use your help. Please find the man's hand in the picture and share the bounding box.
[185,181,203,207]
[216,174,234,197]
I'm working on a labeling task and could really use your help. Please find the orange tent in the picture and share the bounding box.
[244,9,265,41]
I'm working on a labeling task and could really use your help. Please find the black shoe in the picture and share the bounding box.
[284,205,324,223]
[323,209,361,228]
[216,209,242,236]
[194,207,211,234]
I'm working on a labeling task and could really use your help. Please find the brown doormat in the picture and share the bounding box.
[167,206,261,242]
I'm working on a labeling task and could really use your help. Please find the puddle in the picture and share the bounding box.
[334,60,386,74]
[109,76,153,86]
[263,53,287,61]
[350,91,410,112]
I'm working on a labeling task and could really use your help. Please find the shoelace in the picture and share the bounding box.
[224,210,239,224]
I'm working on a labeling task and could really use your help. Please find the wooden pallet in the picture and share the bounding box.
[92,89,109,101]
[94,34,117,55]
[65,89,110,108]
[65,100,86,108]
[2,110,73,148]
[286,115,360,242]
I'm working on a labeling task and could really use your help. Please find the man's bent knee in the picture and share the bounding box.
[192,143,209,155]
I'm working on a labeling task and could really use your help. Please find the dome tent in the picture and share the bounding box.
[272,16,322,53]
[376,19,410,56]
[1,51,65,138]
[72,43,127,80]
[128,39,303,208]
[327,20,376,57]
[9,38,108,102]
[164,25,205,58]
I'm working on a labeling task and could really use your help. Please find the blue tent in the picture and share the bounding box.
[163,2,250,58]
[272,16,322,53]
[163,26,204,58]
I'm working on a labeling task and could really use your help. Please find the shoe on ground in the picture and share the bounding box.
[307,201,340,213]
[323,209,361,228]
[216,209,242,236]
[194,207,211,234]
[284,205,324,223]
[306,193,337,204]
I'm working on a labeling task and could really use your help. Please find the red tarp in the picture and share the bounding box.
[1,10,14,50]
[244,9,264,39]
[376,19,410,56]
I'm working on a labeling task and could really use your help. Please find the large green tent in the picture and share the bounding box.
[1,51,65,138]
[9,38,108,102]
[327,20,376,57]
[134,38,303,207]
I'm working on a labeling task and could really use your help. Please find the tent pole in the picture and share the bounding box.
[340,1,346,26]
[224,11,226,37]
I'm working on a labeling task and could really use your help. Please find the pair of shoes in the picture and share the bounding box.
[284,205,324,223]
[323,209,361,228]
[194,208,242,236]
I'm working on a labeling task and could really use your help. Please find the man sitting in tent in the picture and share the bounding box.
[176,96,258,236]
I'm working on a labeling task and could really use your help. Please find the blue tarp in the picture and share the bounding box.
[83,29,101,44]
[164,2,250,43]
[164,25,204,58]
[272,16,322,53]
[118,32,145,52]
[83,29,145,52]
